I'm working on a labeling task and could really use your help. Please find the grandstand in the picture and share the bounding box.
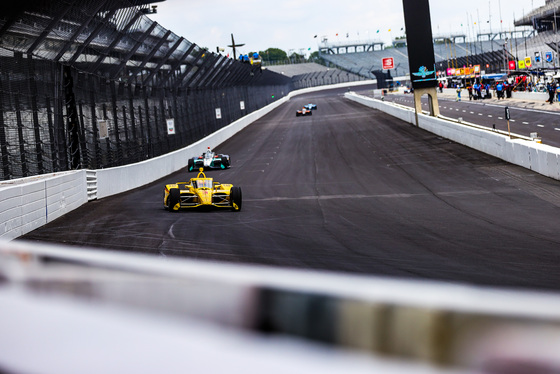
[319,1,560,81]
[320,35,531,80]
[265,62,366,89]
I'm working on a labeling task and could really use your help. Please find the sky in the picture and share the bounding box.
[148,0,546,57]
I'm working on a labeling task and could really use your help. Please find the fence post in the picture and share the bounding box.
[62,65,81,170]
[14,94,29,177]
[0,77,11,179]
[28,54,44,175]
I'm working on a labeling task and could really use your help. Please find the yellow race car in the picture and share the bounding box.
[164,168,242,212]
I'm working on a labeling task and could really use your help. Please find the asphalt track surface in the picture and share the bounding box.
[20,87,560,291]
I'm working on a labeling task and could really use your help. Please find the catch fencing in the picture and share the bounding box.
[0,0,291,180]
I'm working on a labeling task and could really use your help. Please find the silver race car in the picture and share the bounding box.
[188,147,231,172]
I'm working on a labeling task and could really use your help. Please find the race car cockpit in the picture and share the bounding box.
[194,179,213,189]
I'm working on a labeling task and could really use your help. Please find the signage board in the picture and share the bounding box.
[382,57,394,70]
[98,120,108,139]
[166,119,175,135]
[403,0,437,89]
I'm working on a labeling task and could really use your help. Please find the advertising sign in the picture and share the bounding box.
[509,60,517,70]
[403,0,437,89]
[166,119,175,135]
[546,51,553,62]
[382,57,394,70]
[525,57,532,68]
[215,108,222,119]
[98,120,108,139]
[518,59,526,69]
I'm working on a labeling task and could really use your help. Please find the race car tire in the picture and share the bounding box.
[187,158,195,172]
[168,188,180,212]
[230,186,242,211]
[219,155,230,168]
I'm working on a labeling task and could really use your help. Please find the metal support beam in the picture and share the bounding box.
[211,60,235,88]
[111,21,158,79]
[148,42,194,87]
[140,37,186,85]
[26,0,78,55]
[199,55,228,88]
[182,53,218,89]
[27,54,44,174]
[0,76,11,179]
[63,66,82,169]
[167,49,205,89]
[88,11,142,75]
[54,0,110,62]
[68,6,119,65]
[0,0,37,39]
[127,30,172,82]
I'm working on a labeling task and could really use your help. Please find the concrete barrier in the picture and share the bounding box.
[0,171,87,240]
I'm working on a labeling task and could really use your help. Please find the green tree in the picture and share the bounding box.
[289,52,305,63]
[259,48,288,62]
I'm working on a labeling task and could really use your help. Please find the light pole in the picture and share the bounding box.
[503,38,508,72]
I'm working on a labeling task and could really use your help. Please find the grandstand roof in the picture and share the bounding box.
[0,0,269,89]
[265,63,330,78]
[515,0,560,27]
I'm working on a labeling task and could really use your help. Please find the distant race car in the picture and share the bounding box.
[296,107,313,117]
[303,103,317,110]
[188,147,230,172]
[164,168,242,212]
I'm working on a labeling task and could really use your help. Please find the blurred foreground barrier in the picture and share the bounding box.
[1,240,560,373]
